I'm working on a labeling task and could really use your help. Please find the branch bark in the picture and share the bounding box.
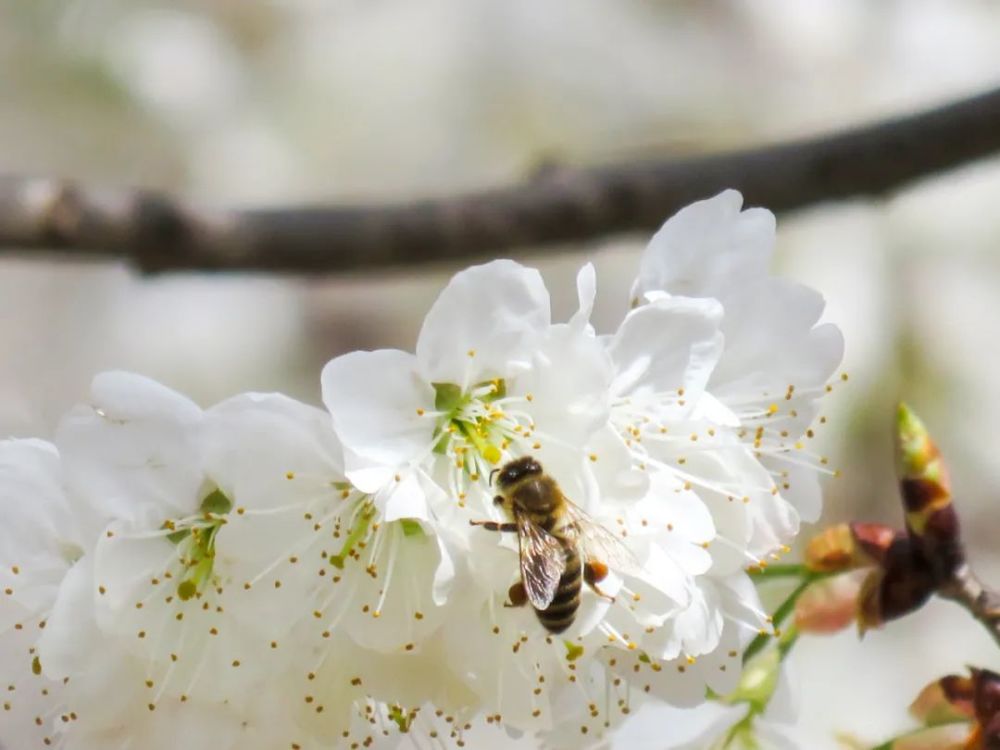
[3,85,1000,274]
[938,563,1000,649]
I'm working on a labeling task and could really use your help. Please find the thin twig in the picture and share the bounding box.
[938,562,1000,649]
[3,85,1000,274]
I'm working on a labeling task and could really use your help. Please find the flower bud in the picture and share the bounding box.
[907,669,1000,750]
[885,723,971,750]
[804,522,898,573]
[857,538,936,633]
[896,403,963,579]
[794,571,864,634]
[971,668,1000,732]
[982,715,1000,750]
[910,674,976,725]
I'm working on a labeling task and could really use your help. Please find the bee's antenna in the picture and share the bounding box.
[489,468,500,486]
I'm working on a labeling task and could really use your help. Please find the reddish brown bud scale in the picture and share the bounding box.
[900,477,951,523]
[910,675,976,725]
[804,524,857,573]
[939,674,977,717]
[856,568,884,633]
[982,716,1000,750]
[851,522,901,566]
[804,522,898,573]
[909,668,1000,749]
[857,537,936,633]
[972,669,1000,730]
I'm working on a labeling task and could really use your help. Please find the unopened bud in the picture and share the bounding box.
[896,404,962,579]
[910,674,976,725]
[971,668,1000,732]
[857,538,936,633]
[897,403,950,495]
[884,723,971,750]
[804,522,898,573]
[794,571,864,634]
[982,715,1000,750]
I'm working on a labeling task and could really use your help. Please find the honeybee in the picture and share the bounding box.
[470,456,639,634]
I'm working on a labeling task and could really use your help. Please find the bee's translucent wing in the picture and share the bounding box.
[515,510,566,610]
[563,499,642,577]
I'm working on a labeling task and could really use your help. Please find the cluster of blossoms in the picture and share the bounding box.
[0,191,842,749]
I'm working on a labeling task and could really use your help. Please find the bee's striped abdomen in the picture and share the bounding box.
[537,542,582,634]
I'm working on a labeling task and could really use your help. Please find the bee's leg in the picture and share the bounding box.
[469,520,518,533]
[584,561,616,603]
[504,581,528,608]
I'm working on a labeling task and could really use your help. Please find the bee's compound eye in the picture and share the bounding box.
[493,495,505,506]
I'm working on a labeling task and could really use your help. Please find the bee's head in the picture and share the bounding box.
[494,456,543,490]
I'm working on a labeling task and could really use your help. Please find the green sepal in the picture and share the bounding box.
[432,382,463,412]
[200,488,233,515]
[165,528,190,545]
[400,519,424,537]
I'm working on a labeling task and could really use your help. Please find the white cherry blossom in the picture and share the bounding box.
[0,439,79,748]
[0,190,843,750]
[319,247,810,739]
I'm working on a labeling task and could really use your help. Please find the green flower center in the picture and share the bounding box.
[162,488,232,601]
[431,379,532,481]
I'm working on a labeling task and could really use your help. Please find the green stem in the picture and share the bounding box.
[777,624,799,658]
[747,563,810,580]
[742,575,821,665]
[722,706,757,749]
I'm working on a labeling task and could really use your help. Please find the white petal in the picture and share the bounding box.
[380,470,430,522]
[631,190,775,305]
[321,348,435,474]
[512,323,613,442]
[89,370,201,423]
[632,543,692,616]
[569,262,597,331]
[431,534,456,607]
[416,260,551,385]
[710,279,844,400]
[612,700,744,750]
[92,520,176,628]
[0,439,78,628]
[337,523,452,652]
[203,391,344,509]
[583,425,648,504]
[608,295,723,403]
[56,372,205,523]
[768,459,822,525]
[35,557,98,679]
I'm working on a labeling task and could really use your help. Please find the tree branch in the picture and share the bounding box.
[3,85,1000,274]
[938,562,1000,650]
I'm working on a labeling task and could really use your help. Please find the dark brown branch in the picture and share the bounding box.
[4,85,1000,274]
[938,562,1000,649]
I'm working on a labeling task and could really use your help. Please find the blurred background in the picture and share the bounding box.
[2,1,1000,746]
